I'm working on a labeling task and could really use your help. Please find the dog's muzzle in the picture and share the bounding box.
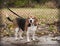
[30,20,32,23]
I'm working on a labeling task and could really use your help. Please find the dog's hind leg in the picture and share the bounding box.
[15,27,19,40]
[19,29,23,40]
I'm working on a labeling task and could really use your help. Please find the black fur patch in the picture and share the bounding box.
[16,18,26,31]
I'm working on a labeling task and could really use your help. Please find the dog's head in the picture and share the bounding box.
[28,16,35,24]
[25,15,38,31]
[26,16,38,25]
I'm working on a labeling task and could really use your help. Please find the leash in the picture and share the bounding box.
[7,7,24,19]
[3,2,24,19]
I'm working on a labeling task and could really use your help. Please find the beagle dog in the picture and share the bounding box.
[6,15,38,41]
[25,16,38,42]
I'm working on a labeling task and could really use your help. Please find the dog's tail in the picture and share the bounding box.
[6,13,13,22]
[6,17,13,22]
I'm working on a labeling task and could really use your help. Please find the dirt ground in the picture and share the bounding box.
[0,35,60,46]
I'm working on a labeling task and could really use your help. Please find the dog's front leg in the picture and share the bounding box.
[27,27,31,42]
[32,26,37,40]
[27,31,30,42]
[32,31,35,40]
[15,27,19,40]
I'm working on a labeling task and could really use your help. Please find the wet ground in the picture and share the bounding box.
[0,36,60,46]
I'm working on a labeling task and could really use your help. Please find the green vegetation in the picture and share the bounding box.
[1,0,60,8]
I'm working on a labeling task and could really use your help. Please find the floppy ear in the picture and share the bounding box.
[24,18,29,31]
[26,18,29,24]
[34,17,38,26]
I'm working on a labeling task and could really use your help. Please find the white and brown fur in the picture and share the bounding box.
[6,15,38,41]
[26,16,38,42]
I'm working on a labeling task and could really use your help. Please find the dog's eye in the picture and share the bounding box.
[32,18,34,19]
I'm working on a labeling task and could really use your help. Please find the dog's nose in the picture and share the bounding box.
[30,20,32,23]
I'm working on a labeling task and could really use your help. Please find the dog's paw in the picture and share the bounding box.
[15,38,19,40]
[27,39,31,42]
[19,37,23,40]
[32,39,35,41]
